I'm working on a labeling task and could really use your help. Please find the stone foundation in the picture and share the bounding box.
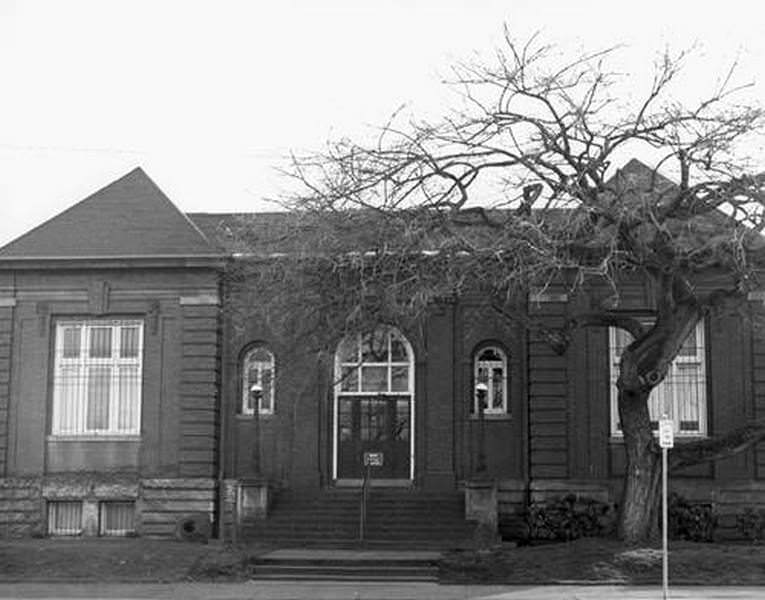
[0,475,217,538]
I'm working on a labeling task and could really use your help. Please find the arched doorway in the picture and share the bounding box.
[333,326,414,481]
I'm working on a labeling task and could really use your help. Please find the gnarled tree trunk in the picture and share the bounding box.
[618,387,662,544]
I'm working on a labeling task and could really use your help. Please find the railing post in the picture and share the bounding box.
[359,465,370,541]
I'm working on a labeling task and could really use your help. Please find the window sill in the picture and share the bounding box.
[47,435,141,442]
[609,435,708,444]
[468,413,512,421]
[236,413,275,420]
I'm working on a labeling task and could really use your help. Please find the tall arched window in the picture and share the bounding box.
[333,325,415,480]
[241,346,275,415]
[473,345,508,415]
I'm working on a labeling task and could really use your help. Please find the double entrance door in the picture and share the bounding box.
[336,395,412,480]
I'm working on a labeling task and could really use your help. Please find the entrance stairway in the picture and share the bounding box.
[241,487,476,550]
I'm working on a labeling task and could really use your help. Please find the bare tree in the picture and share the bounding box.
[231,32,765,543]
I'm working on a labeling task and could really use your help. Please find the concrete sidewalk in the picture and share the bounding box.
[0,582,763,599]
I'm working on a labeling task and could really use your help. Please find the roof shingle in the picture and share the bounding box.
[0,168,220,259]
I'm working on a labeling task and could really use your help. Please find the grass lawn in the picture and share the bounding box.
[0,538,258,582]
[1,537,764,584]
[440,538,765,584]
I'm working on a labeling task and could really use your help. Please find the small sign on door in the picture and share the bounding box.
[659,418,674,449]
[364,452,384,467]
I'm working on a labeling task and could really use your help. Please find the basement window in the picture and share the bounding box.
[100,501,135,536]
[47,501,83,536]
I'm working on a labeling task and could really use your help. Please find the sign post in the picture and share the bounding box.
[360,452,383,541]
[659,416,674,600]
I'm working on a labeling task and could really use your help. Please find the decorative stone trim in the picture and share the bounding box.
[529,291,568,303]
[179,294,219,306]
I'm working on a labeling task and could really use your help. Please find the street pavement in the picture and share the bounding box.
[0,583,763,599]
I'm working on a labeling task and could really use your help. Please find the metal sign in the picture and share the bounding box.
[363,452,384,467]
[659,418,674,449]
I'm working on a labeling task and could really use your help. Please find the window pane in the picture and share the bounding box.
[120,327,140,358]
[62,327,81,358]
[55,365,81,434]
[479,348,502,361]
[87,366,111,430]
[249,347,273,363]
[117,366,140,432]
[89,327,112,358]
[491,367,504,409]
[338,398,353,441]
[677,327,698,357]
[360,399,387,441]
[394,399,410,441]
[361,366,387,392]
[391,366,409,392]
[390,333,408,362]
[674,363,703,433]
[260,368,273,412]
[612,329,632,356]
[337,336,358,363]
[361,330,388,362]
[340,366,359,392]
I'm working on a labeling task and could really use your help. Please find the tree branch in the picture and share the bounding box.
[670,419,765,471]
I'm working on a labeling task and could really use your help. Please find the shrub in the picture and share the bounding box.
[526,494,616,541]
[735,508,765,543]
[667,493,717,542]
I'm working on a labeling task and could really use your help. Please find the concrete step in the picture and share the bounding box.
[250,549,441,581]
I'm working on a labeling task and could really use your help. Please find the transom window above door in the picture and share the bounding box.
[336,326,413,394]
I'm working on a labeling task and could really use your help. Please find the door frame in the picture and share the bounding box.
[331,329,415,482]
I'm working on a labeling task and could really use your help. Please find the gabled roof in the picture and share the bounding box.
[0,168,220,260]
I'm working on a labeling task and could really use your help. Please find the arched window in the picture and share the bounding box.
[473,345,508,415]
[241,346,275,415]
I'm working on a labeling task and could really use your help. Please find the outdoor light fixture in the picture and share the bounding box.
[475,382,488,474]
[250,383,263,476]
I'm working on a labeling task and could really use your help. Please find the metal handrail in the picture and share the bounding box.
[359,466,370,541]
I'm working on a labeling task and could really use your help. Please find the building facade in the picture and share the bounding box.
[0,165,764,539]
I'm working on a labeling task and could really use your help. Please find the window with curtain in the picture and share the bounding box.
[52,320,143,436]
[51,320,143,436]
[610,320,707,437]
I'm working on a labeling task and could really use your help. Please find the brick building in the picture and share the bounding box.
[0,165,763,541]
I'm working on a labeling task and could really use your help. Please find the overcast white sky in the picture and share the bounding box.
[2,0,765,245]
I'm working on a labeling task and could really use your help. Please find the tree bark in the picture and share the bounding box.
[618,387,662,543]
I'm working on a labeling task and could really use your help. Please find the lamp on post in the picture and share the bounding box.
[475,382,488,474]
[250,383,263,477]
